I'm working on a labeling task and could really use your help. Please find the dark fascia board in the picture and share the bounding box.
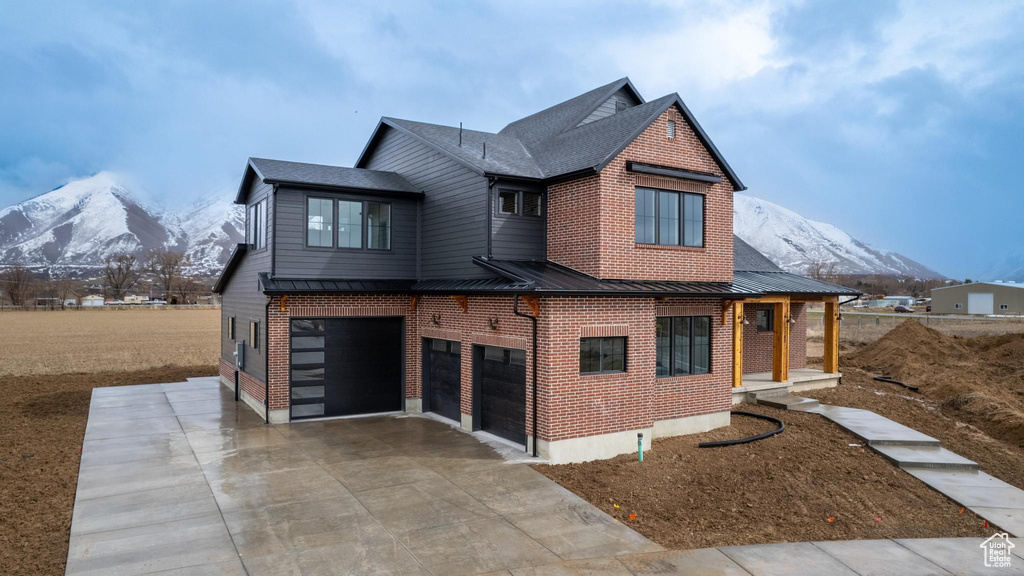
[275,182,423,200]
[234,159,266,204]
[561,77,647,133]
[626,161,722,184]
[354,118,487,177]
[593,95,746,191]
[212,243,248,294]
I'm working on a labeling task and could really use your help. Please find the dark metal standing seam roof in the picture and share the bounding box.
[732,236,860,296]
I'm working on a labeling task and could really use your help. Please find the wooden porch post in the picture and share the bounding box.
[824,298,840,373]
[772,297,790,382]
[732,302,744,388]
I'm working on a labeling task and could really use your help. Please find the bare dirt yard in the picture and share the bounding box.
[0,309,218,575]
[0,308,220,376]
[534,403,990,550]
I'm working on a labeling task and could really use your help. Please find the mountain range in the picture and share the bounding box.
[0,173,969,280]
[0,173,243,276]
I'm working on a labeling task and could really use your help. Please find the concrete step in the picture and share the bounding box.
[754,393,820,411]
[814,406,941,447]
[871,445,979,471]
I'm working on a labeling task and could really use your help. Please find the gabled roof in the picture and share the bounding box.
[734,236,784,273]
[355,78,745,189]
[235,158,418,203]
[498,77,644,153]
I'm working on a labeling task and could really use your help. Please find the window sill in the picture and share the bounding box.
[656,372,712,380]
[579,370,628,379]
[635,243,705,252]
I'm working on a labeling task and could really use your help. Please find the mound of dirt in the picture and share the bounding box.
[848,320,1024,446]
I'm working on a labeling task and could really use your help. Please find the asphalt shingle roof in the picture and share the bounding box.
[734,235,784,273]
[249,158,418,194]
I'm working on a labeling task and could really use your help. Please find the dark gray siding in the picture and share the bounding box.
[220,179,273,382]
[363,127,490,279]
[490,180,546,261]
[273,187,418,279]
[578,87,642,126]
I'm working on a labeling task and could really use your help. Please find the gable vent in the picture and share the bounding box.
[667,120,676,139]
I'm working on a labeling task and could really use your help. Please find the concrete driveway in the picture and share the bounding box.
[66,378,660,575]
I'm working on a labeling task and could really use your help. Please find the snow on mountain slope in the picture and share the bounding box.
[0,174,242,274]
[734,193,944,279]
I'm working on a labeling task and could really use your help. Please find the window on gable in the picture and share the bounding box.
[615,98,629,113]
[338,200,362,249]
[366,202,391,250]
[667,120,676,139]
[656,316,710,376]
[248,198,268,250]
[498,190,518,215]
[580,337,626,374]
[635,187,704,247]
[756,309,774,332]
[307,197,334,247]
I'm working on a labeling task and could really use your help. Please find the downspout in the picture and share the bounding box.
[264,297,271,424]
[486,177,497,258]
[512,295,538,457]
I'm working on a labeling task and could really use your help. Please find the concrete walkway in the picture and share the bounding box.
[763,393,1024,538]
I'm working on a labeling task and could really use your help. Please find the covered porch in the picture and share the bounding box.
[724,294,842,403]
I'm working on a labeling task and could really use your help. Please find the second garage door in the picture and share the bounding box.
[473,345,527,445]
[423,338,461,422]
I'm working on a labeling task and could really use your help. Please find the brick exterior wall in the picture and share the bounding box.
[742,302,807,374]
[546,106,734,281]
[219,353,267,404]
[259,292,732,444]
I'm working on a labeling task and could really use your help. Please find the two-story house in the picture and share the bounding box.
[214,78,858,463]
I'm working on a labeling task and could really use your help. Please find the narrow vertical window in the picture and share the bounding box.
[672,317,690,375]
[659,191,680,246]
[497,190,518,215]
[306,198,333,247]
[367,202,391,250]
[692,317,710,374]
[656,318,671,376]
[337,200,362,248]
[257,199,267,249]
[667,119,676,139]
[635,188,656,244]
[247,204,257,247]
[684,193,703,247]
[228,316,235,340]
[250,321,260,350]
[522,192,542,216]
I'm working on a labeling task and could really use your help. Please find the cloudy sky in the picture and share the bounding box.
[1,0,1022,278]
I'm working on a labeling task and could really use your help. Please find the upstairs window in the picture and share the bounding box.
[367,202,391,250]
[635,187,703,247]
[248,198,267,250]
[338,200,362,249]
[306,197,334,247]
[496,190,543,217]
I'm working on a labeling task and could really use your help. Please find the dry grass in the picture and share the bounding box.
[0,309,220,376]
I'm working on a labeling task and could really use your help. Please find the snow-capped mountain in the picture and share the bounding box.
[0,173,242,275]
[972,250,1024,283]
[734,193,944,279]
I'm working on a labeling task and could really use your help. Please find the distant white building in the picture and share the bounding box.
[124,295,150,305]
[81,295,104,307]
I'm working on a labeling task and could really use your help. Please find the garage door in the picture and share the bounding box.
[423,338,461,422]
[968,293,994,315]
[474,345,527,445]
[290,317,404,420]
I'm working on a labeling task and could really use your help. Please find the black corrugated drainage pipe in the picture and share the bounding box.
[512,295,538,457]
[698,411,784,448]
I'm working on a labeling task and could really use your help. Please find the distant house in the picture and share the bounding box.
[81,295,104,307]
[213,77,859,463]
[931,282,1024,315]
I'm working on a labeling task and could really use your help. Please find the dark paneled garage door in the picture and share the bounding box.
[290,317,403,420]
[423,339,461,423]
[474,345,527,445]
